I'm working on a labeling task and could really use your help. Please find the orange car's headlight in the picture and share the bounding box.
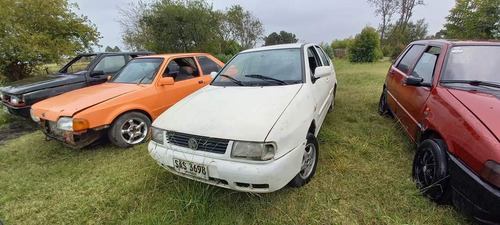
[73,118,90,132]
[56,117,89,132]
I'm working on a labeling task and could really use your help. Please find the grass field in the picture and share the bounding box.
[0,110,11,127]
[0,59,474,224]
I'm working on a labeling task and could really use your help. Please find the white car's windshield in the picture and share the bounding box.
[440,46,500,90]
[109,58,164,84]
[212,48,303,86]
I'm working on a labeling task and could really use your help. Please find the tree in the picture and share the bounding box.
[367,0,399,41]
[105,46,121,52]
[118,1,152,51]
[349,27,382,63]
[224,5,264,49]
[319,42,334,59]
[443,0,500,39]
[118,1,264,54]
[0,0,100,81]
[383,19,428,57]
[331,38,354,49]
[139,0,221,53]
[396,0,424,29]
[263,31,298,46]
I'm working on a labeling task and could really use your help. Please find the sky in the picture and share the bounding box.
[72,0,456,51]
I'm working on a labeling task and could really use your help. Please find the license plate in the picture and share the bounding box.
[2,105,9,114]
[173,158,209,180]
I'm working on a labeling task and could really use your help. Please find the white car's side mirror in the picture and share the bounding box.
[210,71,218,79]
[313,66,331,79]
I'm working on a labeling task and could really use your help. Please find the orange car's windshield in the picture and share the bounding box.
[109,58,164,84]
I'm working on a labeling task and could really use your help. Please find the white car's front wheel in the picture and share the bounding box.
[289,133,319,188]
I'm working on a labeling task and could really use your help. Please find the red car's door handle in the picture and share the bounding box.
[198,80,204,84]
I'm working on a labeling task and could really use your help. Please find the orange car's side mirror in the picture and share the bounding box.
[159,77,175,86]
[107,75,112,80]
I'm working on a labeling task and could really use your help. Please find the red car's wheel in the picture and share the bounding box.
[412,139,451,204]
[378,87,393,117]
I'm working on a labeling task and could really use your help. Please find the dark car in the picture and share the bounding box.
[0,52,153,118]
[378,40,499,223]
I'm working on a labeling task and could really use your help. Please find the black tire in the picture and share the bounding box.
[289,133,319,188]
[108,112,151,148]
[378,87,392,117]
[412,139,451,204]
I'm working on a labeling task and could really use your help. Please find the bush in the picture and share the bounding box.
[348,27,382,63]
[319,43,334,59]
[381,45,393,57]
[331,38,353,50]
[333,49,348,59]
[391,43,407,59]
[214,54,234,63]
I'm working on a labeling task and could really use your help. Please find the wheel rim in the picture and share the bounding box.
[299,143,317,179]
[414,147,436,189]
[119,118,148,145]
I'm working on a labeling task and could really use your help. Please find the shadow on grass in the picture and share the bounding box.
[0,118,38,146]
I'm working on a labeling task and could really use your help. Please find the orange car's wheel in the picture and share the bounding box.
[108,112,151,148]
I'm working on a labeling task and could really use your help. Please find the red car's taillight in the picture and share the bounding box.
[480,160,500,188]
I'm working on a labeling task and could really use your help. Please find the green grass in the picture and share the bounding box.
[0,111,9,126]
[0,59,475,224]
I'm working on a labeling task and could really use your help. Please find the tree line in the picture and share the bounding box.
[0,0,498,81]
[333,0,499,63]
[118,0,265,63]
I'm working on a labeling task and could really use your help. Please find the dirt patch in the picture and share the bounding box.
[0,120,38,145]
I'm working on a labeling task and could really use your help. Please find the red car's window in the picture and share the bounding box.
[396,45,425,74]
[410,46,441,84]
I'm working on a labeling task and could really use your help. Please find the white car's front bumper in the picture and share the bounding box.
[148,140,305,193]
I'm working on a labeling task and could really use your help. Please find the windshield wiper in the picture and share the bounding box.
[244,74,288,85]
[136,66,161,85]
[441,80,500,89]
[219,74,244,86]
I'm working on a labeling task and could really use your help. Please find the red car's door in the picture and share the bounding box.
[387,44,425,138]
[397,46,443,140]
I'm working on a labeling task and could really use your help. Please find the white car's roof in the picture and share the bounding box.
[241,43,308,53]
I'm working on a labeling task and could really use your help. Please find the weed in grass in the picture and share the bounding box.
[0,59,476,224]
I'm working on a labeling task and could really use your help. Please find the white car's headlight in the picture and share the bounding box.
[231,141,276,161]
[30,108,40,122]
[57,117,73,131]
[151,126,164,145]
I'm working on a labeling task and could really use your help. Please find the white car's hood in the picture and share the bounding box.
[153,84,303,141]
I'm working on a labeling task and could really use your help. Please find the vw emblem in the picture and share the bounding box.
[188,138,198,150]
[41,112,46,117]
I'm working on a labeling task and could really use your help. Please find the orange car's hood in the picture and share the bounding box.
[33,83,144,121]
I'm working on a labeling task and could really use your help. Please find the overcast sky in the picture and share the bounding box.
[72,0,456,51]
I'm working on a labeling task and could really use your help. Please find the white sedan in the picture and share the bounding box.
[148,43,337,193]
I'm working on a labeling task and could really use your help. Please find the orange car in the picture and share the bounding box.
[31,53,224,148]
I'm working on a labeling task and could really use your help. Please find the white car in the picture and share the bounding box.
[148,43,337,193]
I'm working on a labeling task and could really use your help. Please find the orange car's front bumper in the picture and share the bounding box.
[38,120,102,149]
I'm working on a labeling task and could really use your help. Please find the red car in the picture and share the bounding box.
[378,40,499,223]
